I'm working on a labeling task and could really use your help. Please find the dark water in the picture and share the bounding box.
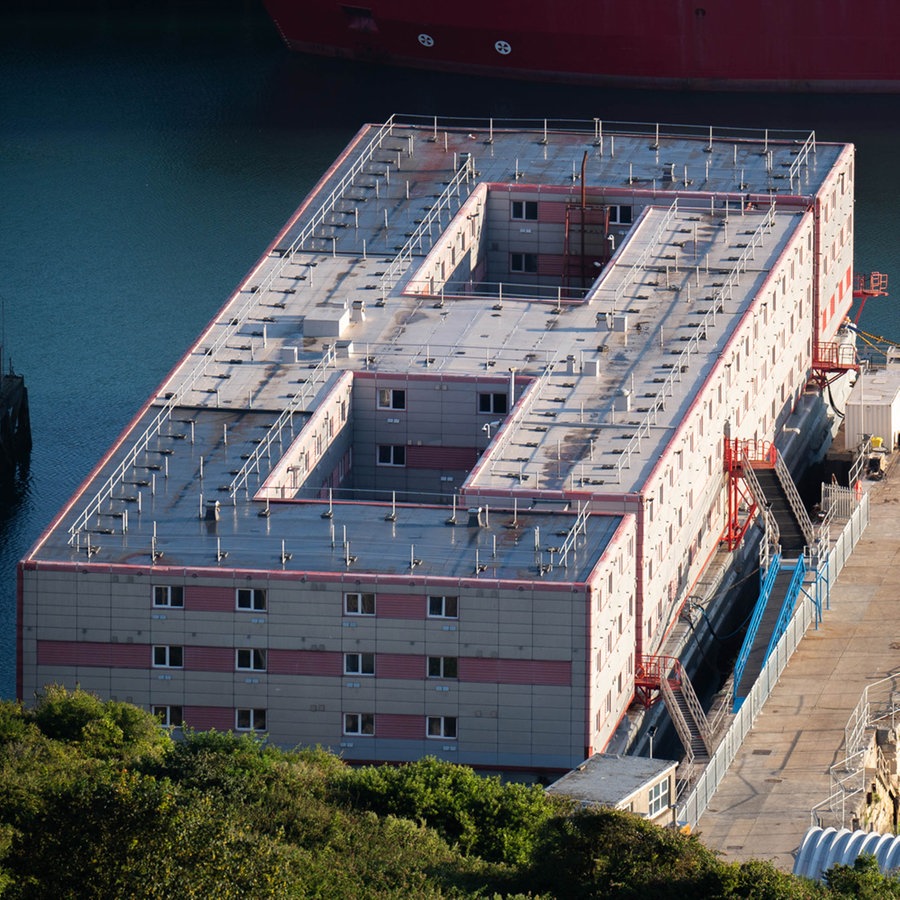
[3,2,900,699]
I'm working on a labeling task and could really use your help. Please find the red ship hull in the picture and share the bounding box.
[262,0,900,91]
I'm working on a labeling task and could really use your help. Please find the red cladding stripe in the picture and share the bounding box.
[378,713,424,739]
[538,201,567,224]
[459,657,571,686]
[377,593,426,620]
[185,586,234,612]
[37,640,150,668]
[405,445,478,470]
[377,653,425,679]
[185,647,233,672]
[184,706,236,731]
[268,649,342,676]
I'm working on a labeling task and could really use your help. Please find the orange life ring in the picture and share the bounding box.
[855,480,863,501]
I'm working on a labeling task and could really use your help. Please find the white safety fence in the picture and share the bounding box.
[677,493,870,828]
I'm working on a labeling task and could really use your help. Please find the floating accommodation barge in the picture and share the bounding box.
[18,117,857,774]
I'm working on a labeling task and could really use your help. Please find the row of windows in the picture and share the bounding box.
[153,586,267,611]
[155,706,268,731]
[152,706,456,739]
[151,589,459,619]
[375,390,507,414]
[152,646,459,677]
[510,199,633,225]
[153,646,268,671]
[346,652,458,678]
[344,592,458,619]
[345,713,456,739]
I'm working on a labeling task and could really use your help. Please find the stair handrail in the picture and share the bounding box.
[660,673,695,766]
[774,451,816,546]
[763,555,807,663]
[732,551,783,709]
[678,664,714,754]
[741,460,781,569]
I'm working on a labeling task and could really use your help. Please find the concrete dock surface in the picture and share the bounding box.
[698,463,900,871]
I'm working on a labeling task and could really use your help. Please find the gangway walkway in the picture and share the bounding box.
[732,558,806,710]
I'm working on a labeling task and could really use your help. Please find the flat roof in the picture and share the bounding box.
[29,116,847,580]
[546,752,678,806]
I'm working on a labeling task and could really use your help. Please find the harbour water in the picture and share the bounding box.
[3,1,900,699]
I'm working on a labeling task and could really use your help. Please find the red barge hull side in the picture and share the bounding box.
[262,0,900,92]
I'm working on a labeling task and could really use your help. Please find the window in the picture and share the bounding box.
[478,392,508,414]
[511,199,538,220]
[345,592,376,615]
[427,656,458,678]
[236,708,267,731]
[377,444,406,466]
[345,652,375,675]
[236,588,266,611]
[426,716,457,739]
[236,648,267,671]
[428,595,458,618]
[153,585,183,607]
[608,204,633,225]
[510,252,538,273]
[152,705,183,727]
[648,779,669,817]
[344,713,374,735]
[377,388,406,410]
[153,645,183,668]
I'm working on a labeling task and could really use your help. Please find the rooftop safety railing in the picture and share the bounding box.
[487,362,558,480]
[607,201,776,484]
[66,120,406,543]
[604,198,681,313]
[788,130,816,191]
[65,115,814,542]
[379,154,476,296]
[390,114,817,152]
[228,345,338,499]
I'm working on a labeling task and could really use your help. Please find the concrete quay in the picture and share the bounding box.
[697,464,900,871]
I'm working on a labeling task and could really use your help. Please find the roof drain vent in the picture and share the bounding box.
[468,507,486,527]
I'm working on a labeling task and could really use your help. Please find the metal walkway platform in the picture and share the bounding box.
[696,466,899,871]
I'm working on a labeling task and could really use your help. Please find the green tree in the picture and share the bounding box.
[825,852,900,898]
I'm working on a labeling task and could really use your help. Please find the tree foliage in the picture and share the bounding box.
[1,687,900,897]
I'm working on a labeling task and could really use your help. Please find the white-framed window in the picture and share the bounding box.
[377,388,406,410]
[511,199,538,220]
[344,712,375,735]
[344,652,375,675]
[236,588,266,611]
[608,204,634,225]
[236,708,267,731]
[344,592,376,616]
[236,648,267,671]
[510,252,538,274]
[152,705,183,727]
[648,778,669,817]
[377,444,406,466]
[428,595,458,619]
[426,715,457,739]
[152,645,183,668]
[153,585,184,608]
[427,656,458,678]
[478,392,508,414]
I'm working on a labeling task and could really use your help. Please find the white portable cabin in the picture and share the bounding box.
[843,364,900,452]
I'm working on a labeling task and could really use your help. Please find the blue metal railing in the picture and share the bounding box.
[763,556,807,663]
[732,552,782,711]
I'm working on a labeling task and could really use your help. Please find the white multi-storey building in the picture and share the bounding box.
[19,117,856,773]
